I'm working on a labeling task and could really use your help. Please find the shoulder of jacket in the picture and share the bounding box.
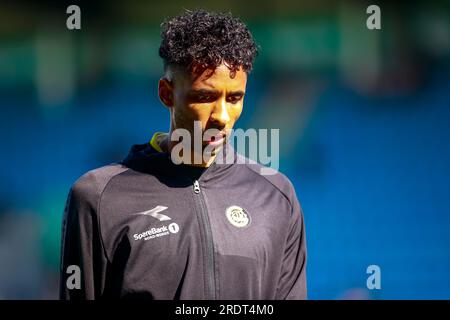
[236,154,297,210]
[70,163,129,207]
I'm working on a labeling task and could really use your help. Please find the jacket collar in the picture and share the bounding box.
[122,134,237,184]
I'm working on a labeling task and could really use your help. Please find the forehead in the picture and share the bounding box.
[175,63,247,91]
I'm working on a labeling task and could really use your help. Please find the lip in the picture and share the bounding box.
[207,136,225,147]
[204,132,226,147]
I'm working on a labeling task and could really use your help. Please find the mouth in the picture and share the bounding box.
[204,132,227,147]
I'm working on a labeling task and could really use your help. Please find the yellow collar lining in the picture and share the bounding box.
[149,132,167,153]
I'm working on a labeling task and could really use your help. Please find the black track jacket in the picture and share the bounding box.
[60,137,307,300]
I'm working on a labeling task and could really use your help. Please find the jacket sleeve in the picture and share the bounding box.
[59,178,109,300]
[275,185,307,300]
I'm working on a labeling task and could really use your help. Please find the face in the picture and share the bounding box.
[159,62,247,164]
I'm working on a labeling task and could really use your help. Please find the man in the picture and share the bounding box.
[60,9,307,300]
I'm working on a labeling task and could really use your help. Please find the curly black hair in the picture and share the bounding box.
[159,9,258,76]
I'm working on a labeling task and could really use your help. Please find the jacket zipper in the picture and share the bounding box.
[193,179,217,299]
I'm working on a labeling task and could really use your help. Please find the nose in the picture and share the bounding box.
[210,97,230,127]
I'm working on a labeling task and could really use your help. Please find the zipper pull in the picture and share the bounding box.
[193,180,201,194]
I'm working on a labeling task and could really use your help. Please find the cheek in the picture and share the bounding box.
[229,103,244,122]
[173,94,207,119]
[174,103,214,129]
[188,104,215,121]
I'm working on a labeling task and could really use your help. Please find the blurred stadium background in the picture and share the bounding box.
[0,0,449,299]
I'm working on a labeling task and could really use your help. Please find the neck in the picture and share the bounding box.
[160,132,218,168]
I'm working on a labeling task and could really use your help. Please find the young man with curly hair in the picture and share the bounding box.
[60,9,307,300]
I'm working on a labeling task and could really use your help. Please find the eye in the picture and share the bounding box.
[227,94,243,104]
[197,94,215,103]
[188,91,218,103]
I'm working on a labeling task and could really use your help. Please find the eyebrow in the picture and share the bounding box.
[189,89,245,96]
[228,90,245,96]
[189,89,219,95]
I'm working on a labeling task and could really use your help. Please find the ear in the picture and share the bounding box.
[158,77,174,108]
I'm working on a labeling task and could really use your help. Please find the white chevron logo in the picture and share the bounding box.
[134,205,171,221]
